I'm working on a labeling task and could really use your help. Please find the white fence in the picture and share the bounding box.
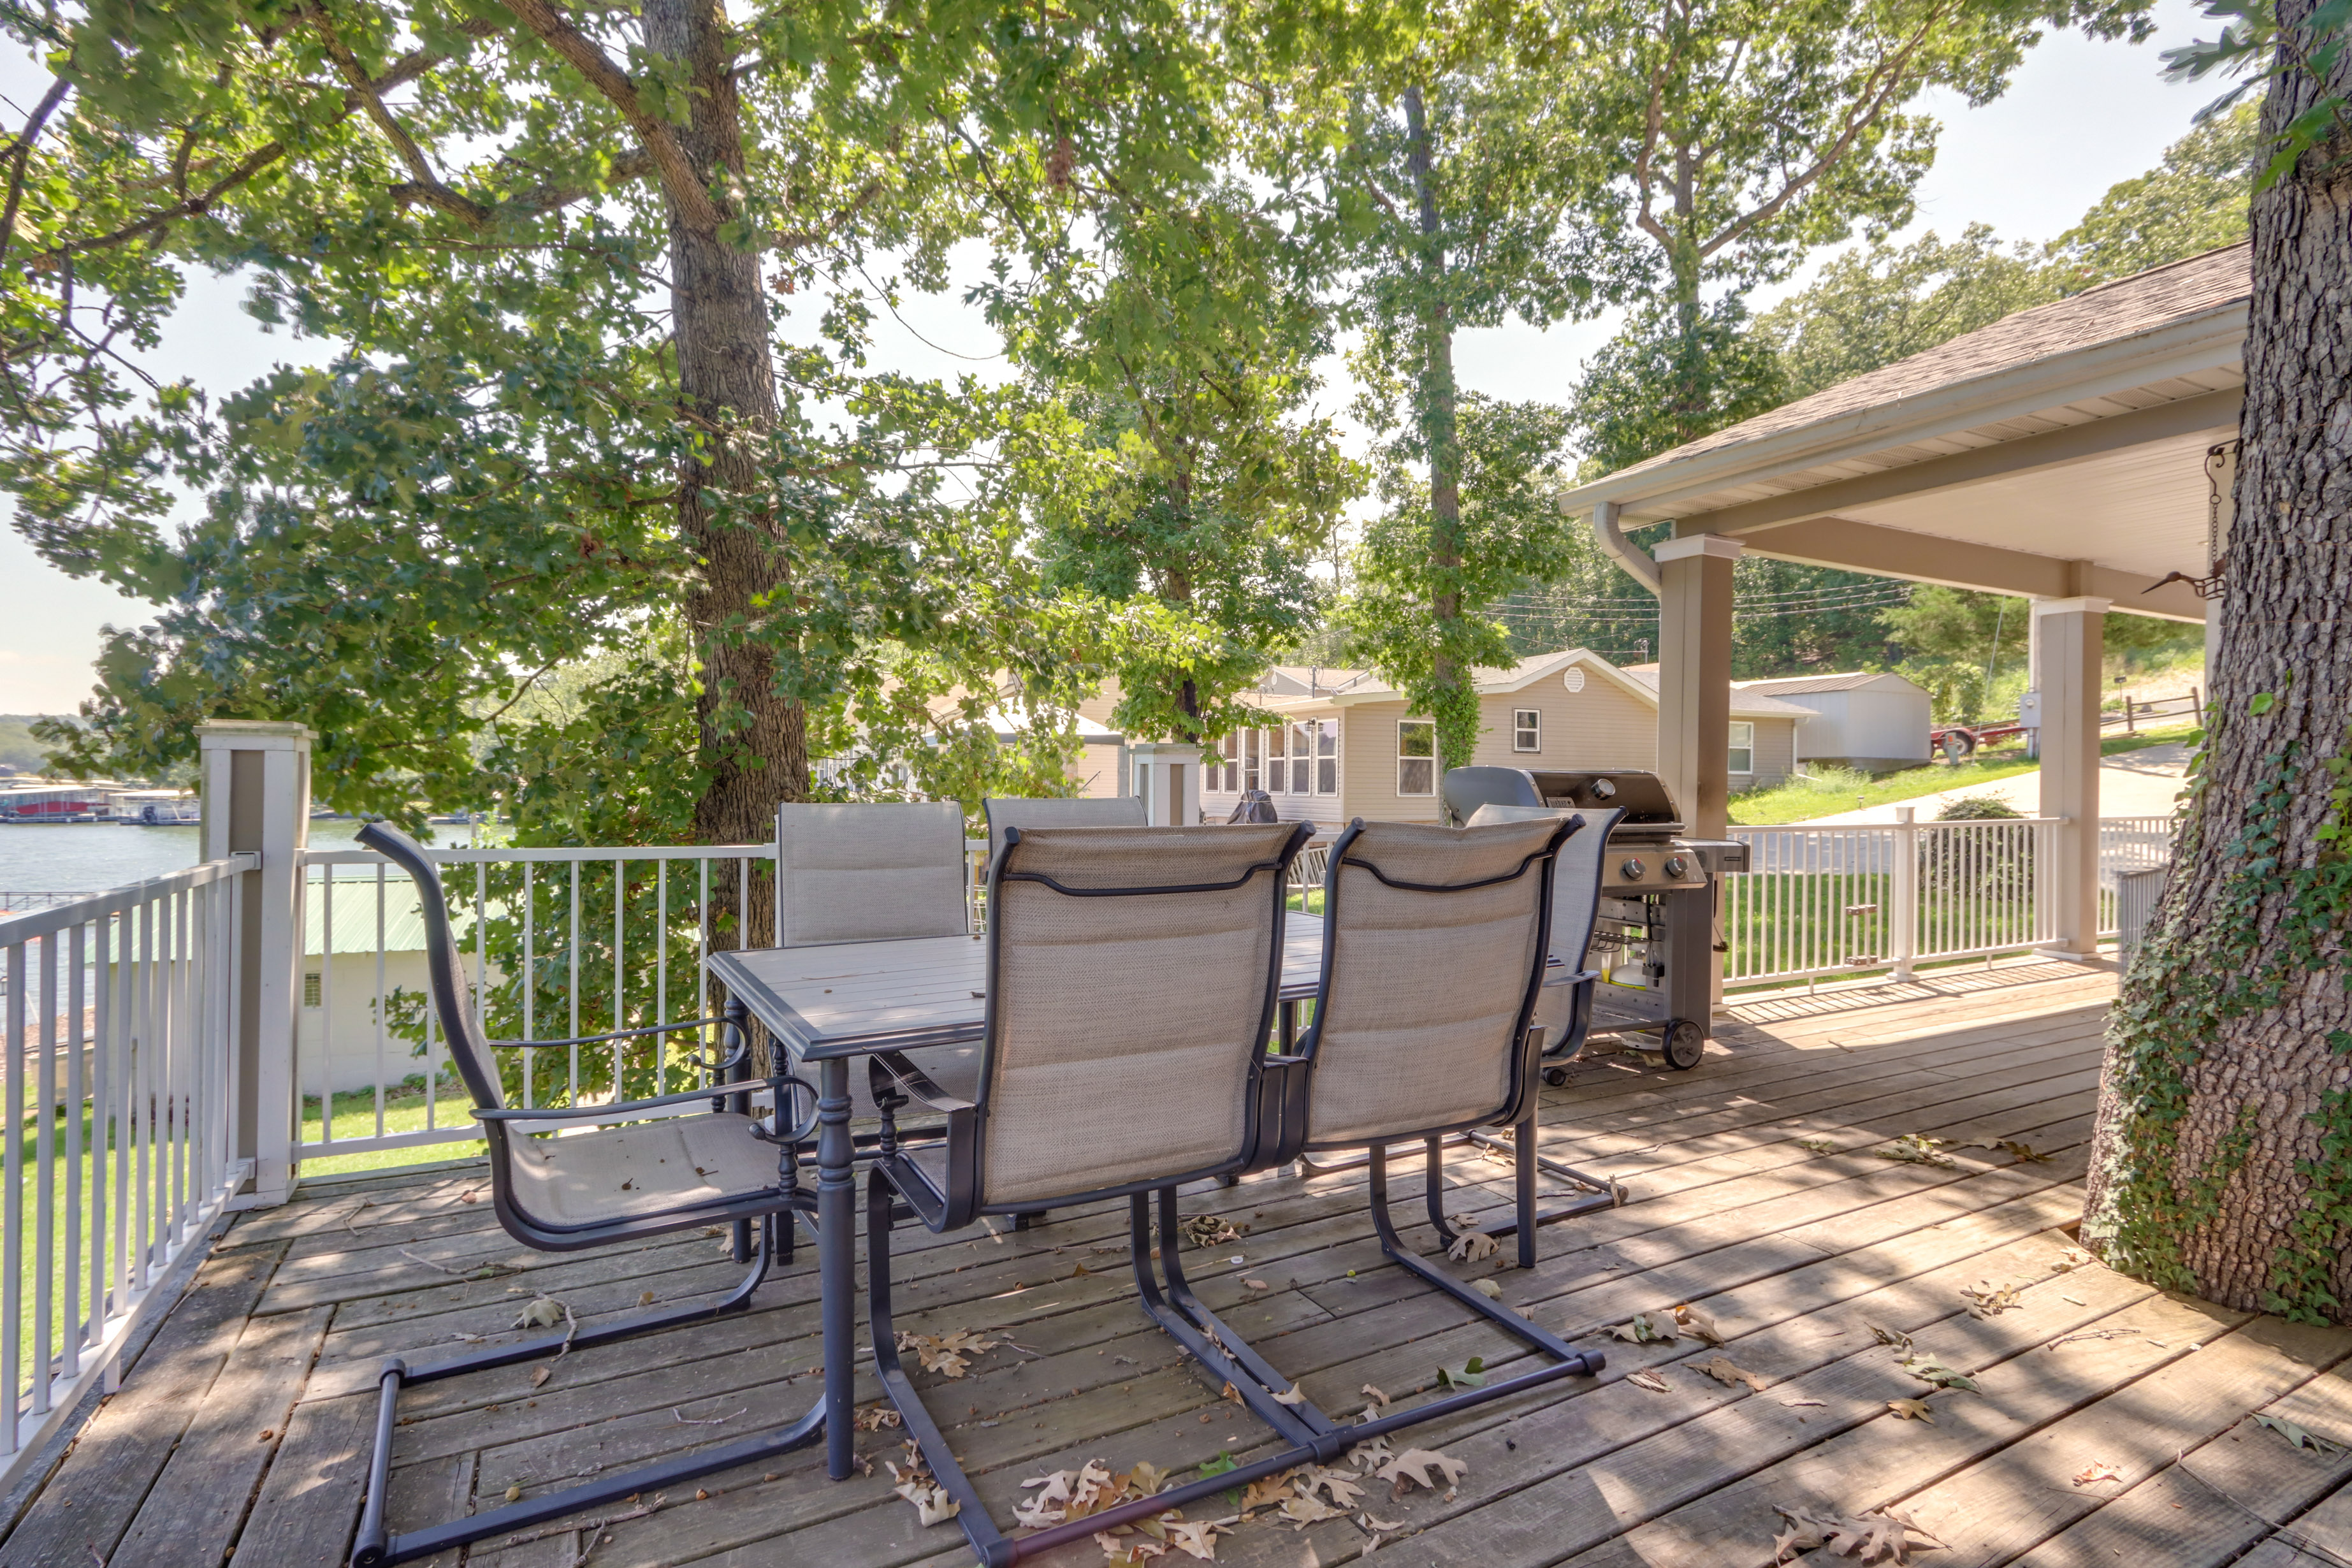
[1722,813,2177,988]
[0,853,254,1472]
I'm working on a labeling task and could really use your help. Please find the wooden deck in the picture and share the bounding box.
[14,959,2352,1568]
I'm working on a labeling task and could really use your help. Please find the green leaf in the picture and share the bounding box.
[2251,693,2277,716]
[1437,1356,1488,1388]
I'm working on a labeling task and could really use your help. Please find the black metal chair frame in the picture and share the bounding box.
[862,820,1603,1567]
[349,822,831,1568]
[1295,813,1623,1263]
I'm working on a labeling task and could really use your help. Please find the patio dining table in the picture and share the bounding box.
[706,910,1590,1483]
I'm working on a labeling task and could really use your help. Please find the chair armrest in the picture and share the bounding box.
[487,1015,732,1049]
[869,1052,975,1115]
[474,1084,773,1124]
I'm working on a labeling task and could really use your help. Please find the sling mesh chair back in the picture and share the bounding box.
[1464,801,1626,1058]
[982,793,1147,871]
[351,822,826,1568]
[863,822,1319,1565]
[1289,817,1608,1404]
[776,801,983,1112]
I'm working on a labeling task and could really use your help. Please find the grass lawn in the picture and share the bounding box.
[1728,723,2202,826]
[299,1078,484,1178]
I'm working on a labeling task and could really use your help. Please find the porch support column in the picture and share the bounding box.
[200,720,313,1207]
[2031,597,2107,957]
[1129,741,1203,827]
[1653,534,1743,841]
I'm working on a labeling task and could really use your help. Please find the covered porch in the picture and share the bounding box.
[1558,243,2244,961]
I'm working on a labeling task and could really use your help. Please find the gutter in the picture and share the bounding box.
[1582,498,1662,596]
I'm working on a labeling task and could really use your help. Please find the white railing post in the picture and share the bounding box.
[200,722,312,1208]
[1890,807,1918,980]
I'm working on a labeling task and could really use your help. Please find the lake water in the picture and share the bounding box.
[0,820,372,896]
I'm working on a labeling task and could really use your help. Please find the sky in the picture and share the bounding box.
[0,0,2223,716]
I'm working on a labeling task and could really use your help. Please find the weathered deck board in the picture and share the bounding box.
[13,962,2352,1568]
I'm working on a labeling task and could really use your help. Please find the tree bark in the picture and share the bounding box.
[1402,85,1472,773]
[643,0,806,860]
[2082,1,2352,1316]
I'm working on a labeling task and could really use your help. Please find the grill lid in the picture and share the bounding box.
[1526,771,1683,836]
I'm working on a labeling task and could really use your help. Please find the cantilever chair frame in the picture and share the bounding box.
[351,822,830,1568]
[1295,812,1626,1263]
[864,820,1604,1567]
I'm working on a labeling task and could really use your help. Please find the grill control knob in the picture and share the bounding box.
[1664,855,1690,879]
[1620,857,1646,882]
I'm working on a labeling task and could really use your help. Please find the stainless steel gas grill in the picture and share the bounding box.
[1441,767,1747,1071]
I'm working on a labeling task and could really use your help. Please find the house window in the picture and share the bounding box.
[1513,709,1541,752]
[1265,727,1286,794]
[1289,722,1315,794]
[303,971,323,1009]
[1398,720,1435,795]
[1316,720,1338,794]
[1243,729,1261,793]
[1220,733,1238,793]
[1728,721,1755,775]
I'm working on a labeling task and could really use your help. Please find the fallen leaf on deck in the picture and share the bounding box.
[1781,1397,1826,1408]
[1961,1279,2022,1318]
[1994,1139,2052,1163]
[639,1289,655,1307]
[1771,1503,1941,1564]
[1694,1355,1768,1393]
[1243,1278,1271,1291]
[1626,1368,1671,1393]
[1609,1312,1678,1344]
[530,1366,550,1388]
[1221,1381,1244,1404]
[1177,1216,1247,1250]
[1675,1303,1726,1344]
[2072,1460,2123,1486]
[1898,1351,1978,1393]
[1272,1387,1307,1405]
[1280,1493,1346,1527]
[2056,1244,2096,1270]
[512,1296,566,1330]
[856,1405,903,1431]
[2256,1413,2346,1453]
[1165,1518,1230,1558]
[1473,1279,1504,1299]
[1437,1356,1487,1389]
[1797,1138,1840,1154]
[504,1483,523,1502]
[1872,1134,1954,1168]
[1097,1530,1170,1564]
[1361,1384,1391,1407]
[1447,1227,1500,1263]
[1300,1466,1365,1508]
[1346,1434,1396,1469]
[1376,1448,1467,1492]
[1887,1397,1935,1422]
[896,1328,1000,1378]
[1360,1513,1403,1531]
[1867,1322,1912,1351]
[892,1474,960,1527]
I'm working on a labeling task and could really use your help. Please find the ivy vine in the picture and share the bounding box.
[2087,716,2352,1319]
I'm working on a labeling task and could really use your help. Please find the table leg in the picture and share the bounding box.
[818,1055,856,1480]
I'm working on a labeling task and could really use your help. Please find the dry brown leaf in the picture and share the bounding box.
[1361,1383,1391,1406]
[2056,1244,2096,1271]
[1694,1354,1768,1393]
[530,1365,551,1388]
[1626,1368,1671,1393]
[1299,1465,1365,1508]
[1887,1397,1935,1422]
[1177,1215,1247,1250]
[1872,1134,1955,1168]
[1376,1448,1467,1492]
[1097,1530,1170,1564]
[1675,1303,1726,1344]
[1609,1312,1678,1344]
[512,1296,565,1330]
[1960,1279,2022,1318]
[856,1405,904,1432]
[1279,1493,1346,1528]
[1271,1386,1307,1406]
[896,1328,999,1378]
[1237,1474,1295,1512]
[2072,1460,2124,1487]
[1771,1503,1941,1564]
[1242,1278,1272,1292]
[1165,1518,1229,1560]
[1473,1278,1504,1299]
[887,1462,960,1527]
[1447,1227,1500,1263]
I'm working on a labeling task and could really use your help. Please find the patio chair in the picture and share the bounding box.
[982,793,1146,869]
[1298,815,1632,1291]
[1463,801,1627,1078]
[862,821,1331,1566]
[776,801,983,1114]
[351,822,825,1568]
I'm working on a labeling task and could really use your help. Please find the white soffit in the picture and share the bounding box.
[1832,428,2216,579]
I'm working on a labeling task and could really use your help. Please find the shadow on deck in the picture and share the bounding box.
[10,962,2352,1568]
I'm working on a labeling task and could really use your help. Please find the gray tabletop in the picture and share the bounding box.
[708,913,1331,1061]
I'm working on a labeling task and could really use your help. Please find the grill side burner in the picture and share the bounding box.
[1443,767,1747,1071]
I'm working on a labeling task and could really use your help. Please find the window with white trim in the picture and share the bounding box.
[1513,709,1541,752]
[1728,720,1755,775]
[1243,728,1261,793]
[303,971,323,1009]
[1398,720,1435,795]
[1265,727,1286,794]
[1316,719,1338,794]
[1219,732,1238,792]
[1289,722,1314,794]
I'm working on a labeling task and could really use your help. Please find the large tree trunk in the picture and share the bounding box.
[644,0,807,859]
[1402,85,1472,773]
[2082,4,2352,1317]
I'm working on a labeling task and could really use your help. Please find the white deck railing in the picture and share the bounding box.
[0,853,255,1470]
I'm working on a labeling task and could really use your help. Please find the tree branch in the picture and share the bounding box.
[0,73,69,259]
[497,0,724,232]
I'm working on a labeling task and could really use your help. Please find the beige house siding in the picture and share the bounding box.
[1740,716,1798,788]
[1473,676,1657,773]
